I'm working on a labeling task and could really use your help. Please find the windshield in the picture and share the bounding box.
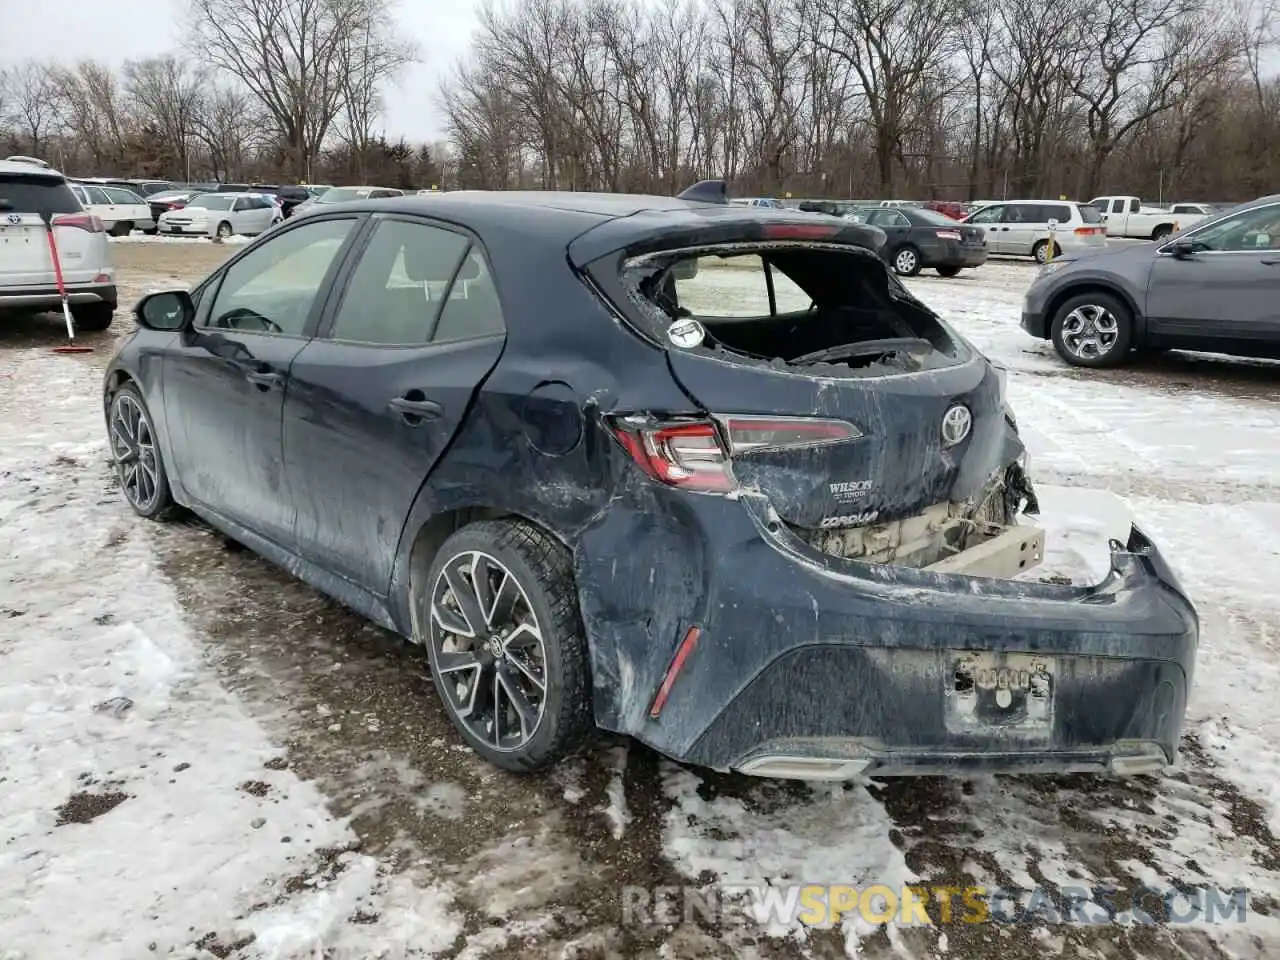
[187,195,235,211]
[318,187,371,203]
[1077,203,1103,224]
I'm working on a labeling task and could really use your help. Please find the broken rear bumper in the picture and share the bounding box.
[578,493,1197,780]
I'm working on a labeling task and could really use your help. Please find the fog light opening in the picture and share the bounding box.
[737,756,871,781]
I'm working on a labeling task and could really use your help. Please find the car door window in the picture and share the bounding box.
[84,186,111,205]
[204,218,356,335]
[1128,199,1140,213]
[71,185,88,205]
[1185,204,1280,252]
[1043,204,1071,223]
[432,247,506,342]
[328,218,470,345]
[103,187,142,204]
[232,198,249,212]
[967,205,1004,225]
[869,209,908,227]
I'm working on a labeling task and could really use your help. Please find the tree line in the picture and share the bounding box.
[443,0,1280,202]
[2,0,1278,201]
[0,0,442,188]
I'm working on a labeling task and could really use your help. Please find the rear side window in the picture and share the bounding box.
[103,187,143,204]
[1042,204,1072,223]
[1077,203,1103,224]
[0,173,81,216]
[329,218,470,345]
[672,254,810,318]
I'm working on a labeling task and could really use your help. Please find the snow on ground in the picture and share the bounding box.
[0,353,460,958]
[112,232,253,245]
[3,248,1280,958]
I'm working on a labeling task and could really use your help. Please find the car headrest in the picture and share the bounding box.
[403,242,466,282]
[456,250,483,282]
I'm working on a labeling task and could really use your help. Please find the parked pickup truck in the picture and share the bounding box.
[1088,196,1206,241]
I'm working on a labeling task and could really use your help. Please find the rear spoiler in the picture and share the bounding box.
[676,180,729,205]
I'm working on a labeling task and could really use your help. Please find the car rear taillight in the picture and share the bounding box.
[935,229,962,240]
[52,212,105,232]
[1074,226,1101,235]
[610,415,861,493]
[761,223,840,240]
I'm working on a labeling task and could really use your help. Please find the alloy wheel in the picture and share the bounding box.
[1060,304,1119,361]
[429,550,548,751]
[109,393,160,512]
[894,249,917,274]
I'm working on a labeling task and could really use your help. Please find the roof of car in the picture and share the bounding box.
[0,159,65,178]
[292,188,885,263]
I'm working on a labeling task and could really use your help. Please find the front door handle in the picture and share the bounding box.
[245,369,283,390]
[1260,258,1280,265]
[388,393,443,423]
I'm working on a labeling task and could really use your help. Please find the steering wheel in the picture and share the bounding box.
[214,307,283,334]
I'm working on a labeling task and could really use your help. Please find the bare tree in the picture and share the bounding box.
[187,0,404,179]
[123,57,206,181]
[334,3,417,181]
[6,61,59,158]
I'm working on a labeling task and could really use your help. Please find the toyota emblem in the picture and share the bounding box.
[941,404,972,446]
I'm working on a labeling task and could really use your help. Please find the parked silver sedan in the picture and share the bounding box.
[157,192,281,239]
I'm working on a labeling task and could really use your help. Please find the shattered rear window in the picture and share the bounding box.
[613,243,967,377]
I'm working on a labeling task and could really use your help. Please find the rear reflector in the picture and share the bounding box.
[935,230,962,241]
[649,626,702,719]
[52,213,104,233]
[761,223,840,240]
[611,414,860,493]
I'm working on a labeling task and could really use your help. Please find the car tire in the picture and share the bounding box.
[1049,291,1135,368]
[421,519,592,772]
[936,265,962,278]
[1151,225,1173,242]
[1032,240,1061,264]
[143,227,158,236]
[892,245,922,276]
[216,221,232,239]
[71,303,114,331]
[110,221,133,237]
[106,382,180,521]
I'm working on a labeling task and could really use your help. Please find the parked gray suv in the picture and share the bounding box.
[1021,195,1280,367]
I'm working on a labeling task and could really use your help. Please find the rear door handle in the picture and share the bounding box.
[388,395,443,422]
[245,369,283,390]
[1261,258,1280,265]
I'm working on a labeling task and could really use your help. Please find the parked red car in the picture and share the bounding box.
[923,200,969,220]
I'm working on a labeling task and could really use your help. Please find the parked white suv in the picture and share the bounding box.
[962,199,1108,263]
[0,159,116,330]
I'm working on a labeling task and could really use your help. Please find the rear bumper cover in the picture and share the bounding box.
[0,282,117,311]
[577,492,1197,779]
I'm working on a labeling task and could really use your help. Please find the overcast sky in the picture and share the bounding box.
[0,0,481,142]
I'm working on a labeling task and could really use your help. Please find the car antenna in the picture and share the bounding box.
[42,210,94,354]
[676,179,729,205]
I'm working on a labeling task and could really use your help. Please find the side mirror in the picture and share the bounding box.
[1169,238,1196,260]
[671,258,699,281]
[135,289,194,331]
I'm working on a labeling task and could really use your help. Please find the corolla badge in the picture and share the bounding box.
[667,317,705,349]
[941,404,972,446]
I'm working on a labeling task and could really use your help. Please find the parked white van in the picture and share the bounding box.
[962,199,1107,263]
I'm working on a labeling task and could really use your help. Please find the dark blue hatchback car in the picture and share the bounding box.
[103,183,1198,780]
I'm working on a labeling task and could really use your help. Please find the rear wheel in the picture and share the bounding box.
[107,383,179,521]
[72,303,114,331]
[1032,240,1060,264]
[1050,292,1134,368]
[420,520,592,772]
[110,221,133,237]
[936,265,962,278]
[1152,225,1173,242]
[216,221,233,239]
[892,245,922,276]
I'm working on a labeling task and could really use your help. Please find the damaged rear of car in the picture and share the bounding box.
[570,205,1198,780]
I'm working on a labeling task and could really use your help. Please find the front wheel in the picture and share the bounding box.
[1050,292,1135,368]
[215,221,233,239]
[107,383,180,520]
[420,520,592,772]
[892,245,922,276]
